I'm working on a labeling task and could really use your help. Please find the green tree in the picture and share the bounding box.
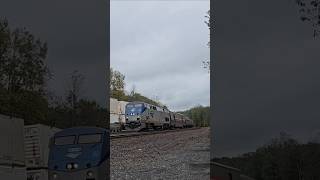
[128,92,161,106]
[110,67,126,100]
[76,99,107,128]
[181,105,210,127]
[0,18,49,93]
[0,87,49,124]
[296,0,320,37]
[213,132,320,180]
[0,18,50,124]
[109,68,162,107]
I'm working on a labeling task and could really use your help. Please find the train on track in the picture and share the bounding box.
[124,101,194,131]
[48,127,110,180]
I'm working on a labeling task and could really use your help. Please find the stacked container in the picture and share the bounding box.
[118,101,129,124]
[110,98,120,124]
[24,124,60,180]
[0,114,26,180]
[110,98,129,132]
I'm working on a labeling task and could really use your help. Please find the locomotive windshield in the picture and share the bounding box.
[125,103,146,115]
[54,136,76,145]
[78,134,102,144]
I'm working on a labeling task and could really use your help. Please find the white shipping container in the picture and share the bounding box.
[110,99,129,124]
[110,113,120,124]
[24,124,60,168]
[118,114,126,124]
[0,114,26,180]
[110,98,119,114]
[118,101,128,124]
[118,101,128,115]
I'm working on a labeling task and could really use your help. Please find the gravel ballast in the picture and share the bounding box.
[111,127,210,180]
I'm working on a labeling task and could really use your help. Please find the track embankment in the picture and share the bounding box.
[111,127,210,180]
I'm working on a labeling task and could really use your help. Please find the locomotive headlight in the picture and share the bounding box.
[53,173,58,179]
[66,163,72,169]
[87,170,94,177]
[73,163,79,169]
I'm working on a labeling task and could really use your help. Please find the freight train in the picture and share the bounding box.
[124,101,194,131]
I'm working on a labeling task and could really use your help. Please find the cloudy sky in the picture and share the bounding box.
[111,0,210,111]
[213,0,320,157]
[0,0,107,107]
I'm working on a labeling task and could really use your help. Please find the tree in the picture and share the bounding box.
[110,67,125,91]
[76,99,107,128]
[0,87,49,124]
[180,105,210,127]
[130,84,136,97]
[0,19,10,83]
[65,70,85,126]
[213,132,320,180]
[0,18,49,93]
[128,92,161,106]
[110,67,126,100]
[109,68,163,106]
[0,18,50,124]
[296,0,320,37]
[203,10,211,72]
[205,10,211,47]
[48,98,108,129]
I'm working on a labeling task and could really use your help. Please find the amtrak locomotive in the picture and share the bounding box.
[48,127,109,180]
[124,101,194,131]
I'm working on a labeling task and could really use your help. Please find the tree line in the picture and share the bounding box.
[0,18,107,129]
[180,105,210,127]
[213,132,320,180]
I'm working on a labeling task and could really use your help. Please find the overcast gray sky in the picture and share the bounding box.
[0,0,107,107]
[213,0,320,157]
[111,0,210,111]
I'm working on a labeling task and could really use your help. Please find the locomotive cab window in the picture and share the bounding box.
[78,134,102,144]
[54,136,76,145]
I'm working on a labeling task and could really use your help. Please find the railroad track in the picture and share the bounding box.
[110,127,201,139]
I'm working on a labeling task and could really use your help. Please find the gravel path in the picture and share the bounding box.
[111,127,210,180]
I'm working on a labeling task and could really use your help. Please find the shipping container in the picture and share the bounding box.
[0,114,26,180]
[110,113,120,124]
[110,99,129,132]
[110,98,119,114]
[118,101,128,115]
[24,124,61,168]
[118,101,128,124]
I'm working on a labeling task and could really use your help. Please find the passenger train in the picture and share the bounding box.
[124,101,194,131]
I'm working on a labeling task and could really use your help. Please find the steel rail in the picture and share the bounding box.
[110,127,201,139]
